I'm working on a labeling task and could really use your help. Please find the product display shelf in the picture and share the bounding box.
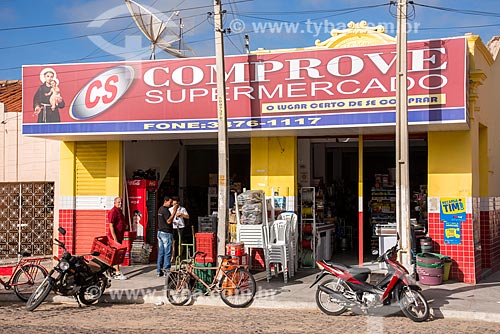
[369,186,396,255]
[300,187,316,268]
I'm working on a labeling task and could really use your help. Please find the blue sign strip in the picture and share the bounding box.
[23,107,466,135]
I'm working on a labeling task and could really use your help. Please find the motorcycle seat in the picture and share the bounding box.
[324,261,371,281]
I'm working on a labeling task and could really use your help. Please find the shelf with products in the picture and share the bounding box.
[300,187,316,268]
[369,186,396,255]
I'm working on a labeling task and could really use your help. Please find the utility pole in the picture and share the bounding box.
[214,0,229,261]
[395,0,412,272]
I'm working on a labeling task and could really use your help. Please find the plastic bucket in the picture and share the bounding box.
[417,264,444,276]
[443,259,452,281]
[416,253,442,265]
[420,238,433,253]
[419,274,442,285]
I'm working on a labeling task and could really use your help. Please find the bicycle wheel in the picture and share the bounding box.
[165,271,191,306]
[12,264,48,302]
[220,268,256,308]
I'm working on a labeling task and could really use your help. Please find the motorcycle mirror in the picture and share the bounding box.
[58,227,66,235]
[91,251,100,257]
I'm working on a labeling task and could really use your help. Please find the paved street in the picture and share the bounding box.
[1,302,499,334]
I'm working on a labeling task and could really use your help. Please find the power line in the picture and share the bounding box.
[0,0,252,32]
[412,2,500,18]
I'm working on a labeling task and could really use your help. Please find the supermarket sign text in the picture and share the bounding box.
[22,37,467,136]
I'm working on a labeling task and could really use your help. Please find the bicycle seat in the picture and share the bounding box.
[218,255,232,260]
[18,251,31,257]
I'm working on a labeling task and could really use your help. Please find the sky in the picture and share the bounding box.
[1,0,500,80]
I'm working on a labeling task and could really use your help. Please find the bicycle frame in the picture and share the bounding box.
[0,256,47,288]
[180,259,240,294]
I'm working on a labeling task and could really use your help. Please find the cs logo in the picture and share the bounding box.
[70,66,134,120]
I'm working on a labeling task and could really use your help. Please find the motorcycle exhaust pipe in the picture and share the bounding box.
[318,285,352,304]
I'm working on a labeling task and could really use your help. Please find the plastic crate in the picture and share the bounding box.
[194,262,215,293]
[91,236,127,266]
[0,265,14,276]
[195,232,216,263]
[198,216,217,233]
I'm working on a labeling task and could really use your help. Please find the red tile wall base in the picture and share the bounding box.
[428,212,476,284]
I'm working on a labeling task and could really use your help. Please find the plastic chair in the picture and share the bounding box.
[277,212,298,277]
[265,219,291,283]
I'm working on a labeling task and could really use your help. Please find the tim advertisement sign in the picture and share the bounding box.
[22,37,467,136]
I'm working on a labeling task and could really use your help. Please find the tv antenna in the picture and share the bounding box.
[125,0,196,59]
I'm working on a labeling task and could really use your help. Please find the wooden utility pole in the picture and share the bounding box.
[214,0,229,261]
[395,0,412,272]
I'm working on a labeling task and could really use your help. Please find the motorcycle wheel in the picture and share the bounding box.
[398,287,430,322]
[26,277,53,311]
[315,278,348,316]
[78,284,104,305]
[165,271,191,306]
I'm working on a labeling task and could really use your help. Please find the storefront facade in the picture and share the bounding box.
[18,23,500,283]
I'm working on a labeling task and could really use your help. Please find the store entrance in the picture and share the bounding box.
[363,139,428,261]
[307,137,428,265]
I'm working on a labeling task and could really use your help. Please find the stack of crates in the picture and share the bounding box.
[197,216,217,233]
[195,232,217,292]
[225,242,248,267]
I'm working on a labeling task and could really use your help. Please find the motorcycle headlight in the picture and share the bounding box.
[58,260,70,271]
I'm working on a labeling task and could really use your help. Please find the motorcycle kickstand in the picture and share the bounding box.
[74,294,83,308]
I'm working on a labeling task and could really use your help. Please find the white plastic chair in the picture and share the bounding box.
[277,212,298,277]
[265,219,291,283]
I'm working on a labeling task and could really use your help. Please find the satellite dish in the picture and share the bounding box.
[125,0,196,59]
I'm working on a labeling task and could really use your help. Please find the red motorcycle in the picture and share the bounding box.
[310,237,429,322]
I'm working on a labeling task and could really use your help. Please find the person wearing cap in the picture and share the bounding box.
[33,68,65,123]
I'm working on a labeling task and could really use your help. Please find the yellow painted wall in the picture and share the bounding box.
[60,142,75,197]
[106,141,122,196]
[479,124,488,197]
[428,131,472,197]
[250,137,297,197]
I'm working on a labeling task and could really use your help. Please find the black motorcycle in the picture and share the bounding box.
[26,227,115,311]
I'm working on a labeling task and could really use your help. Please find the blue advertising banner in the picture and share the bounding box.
[440,197,465,245]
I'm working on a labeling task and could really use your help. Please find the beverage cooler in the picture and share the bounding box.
[127,179,158,262]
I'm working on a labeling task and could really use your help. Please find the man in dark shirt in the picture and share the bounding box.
[157,196,178,276]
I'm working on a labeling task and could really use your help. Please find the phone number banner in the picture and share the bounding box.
[22,37,467,136]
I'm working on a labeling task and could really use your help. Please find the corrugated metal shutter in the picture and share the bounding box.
[75,142,107,196]
[75,142,108,255]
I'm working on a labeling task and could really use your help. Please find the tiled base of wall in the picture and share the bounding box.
[428,212,476,283]
[427,196,500,284]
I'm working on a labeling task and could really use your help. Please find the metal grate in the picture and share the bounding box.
[0,182,54,258]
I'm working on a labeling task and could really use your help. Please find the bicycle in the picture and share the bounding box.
[0,251,49,301]
[165,252,256,308]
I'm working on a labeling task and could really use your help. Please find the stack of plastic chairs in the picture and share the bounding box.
[277,212,298,278]
[265,219,291,283]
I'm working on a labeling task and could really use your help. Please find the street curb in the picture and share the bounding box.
[2,292,499,323]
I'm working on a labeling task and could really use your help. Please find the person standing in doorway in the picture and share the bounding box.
[170,196,189,262]
[107,196,128,280]
[157,196,177,277]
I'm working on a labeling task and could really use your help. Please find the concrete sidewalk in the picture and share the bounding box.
[2,263,499,323]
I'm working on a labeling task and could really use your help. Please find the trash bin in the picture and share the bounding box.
[442,258,452,281]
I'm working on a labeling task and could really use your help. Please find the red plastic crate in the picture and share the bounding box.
[250,248,266,271]
[91,236,127,266]
[0,265,14,276]
[195,232,216,263]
